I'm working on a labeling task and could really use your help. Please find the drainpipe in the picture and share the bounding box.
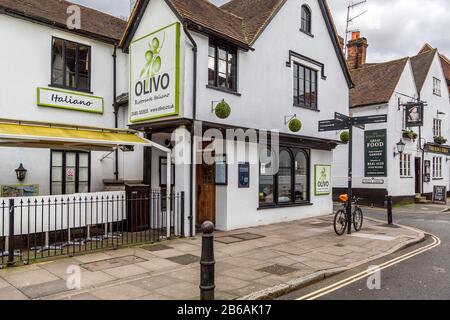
[184,23,197,237]
[113,43,119,181]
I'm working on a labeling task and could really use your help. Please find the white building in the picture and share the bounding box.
[0,0,144,197]
[120,0,352,233]
[333,33,450,206]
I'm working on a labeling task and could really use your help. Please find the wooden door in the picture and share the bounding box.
[196,162,216,227]
[415,158,421,194]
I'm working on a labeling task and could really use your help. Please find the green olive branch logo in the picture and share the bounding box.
[140,32,166,86]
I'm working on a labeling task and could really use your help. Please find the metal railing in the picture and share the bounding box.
[0,191,185,267]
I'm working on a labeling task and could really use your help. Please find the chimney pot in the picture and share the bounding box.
[347,31,368,70]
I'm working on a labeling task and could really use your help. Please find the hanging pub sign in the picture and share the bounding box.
[129,22,180,123]
[405,103,424,127]
[432,186,447,205]
[365,129,387,177]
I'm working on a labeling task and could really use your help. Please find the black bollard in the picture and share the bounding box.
[386,195,393,225]
[200,221,215,301]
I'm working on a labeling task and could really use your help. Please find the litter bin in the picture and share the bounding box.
[125,184,151,232]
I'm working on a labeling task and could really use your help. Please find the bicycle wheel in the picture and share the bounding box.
[353,207,364,232]
[334,210,347,236]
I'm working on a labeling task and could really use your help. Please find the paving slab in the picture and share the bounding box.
[0,214,424,300]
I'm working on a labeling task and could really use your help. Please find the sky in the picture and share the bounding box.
[71,0,450,62]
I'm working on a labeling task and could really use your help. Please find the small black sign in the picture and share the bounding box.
[353,115,388,126]
[335,112,350,122]
[432,186,447,205]
[424,160,431,183]
[318,120,349,132]
[238,163,250,188]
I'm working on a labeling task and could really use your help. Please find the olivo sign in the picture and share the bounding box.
[129,22,180,123]
[315,165,331,196]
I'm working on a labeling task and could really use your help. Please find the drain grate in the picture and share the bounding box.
[215,236,245,244]
[141,244,173,252]
[167,254,200,265]
[233,233,265,241]
[258,264,299,276]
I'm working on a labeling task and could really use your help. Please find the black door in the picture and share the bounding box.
[415,158,421,194]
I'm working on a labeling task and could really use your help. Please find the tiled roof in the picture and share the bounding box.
[410,49,437,92]
[220,0,285,45]
[350,58,409,108]
[0,0,127,42]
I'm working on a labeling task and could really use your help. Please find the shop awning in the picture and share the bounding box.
[0,119,162,152]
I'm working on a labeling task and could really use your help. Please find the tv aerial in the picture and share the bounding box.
[344,0,368,58]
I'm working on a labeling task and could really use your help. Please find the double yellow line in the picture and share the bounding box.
[297,234,441,300]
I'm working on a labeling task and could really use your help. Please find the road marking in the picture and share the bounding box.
[350,233,397,241]
[297,234,441,300]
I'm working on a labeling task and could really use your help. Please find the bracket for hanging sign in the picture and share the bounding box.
[211,99,225,113]
[284,114,297,125]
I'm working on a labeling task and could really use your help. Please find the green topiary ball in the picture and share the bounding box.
[340,131,350,144]
[288,118,302,133]
[215,101,231,119]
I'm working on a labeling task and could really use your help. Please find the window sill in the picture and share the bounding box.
[48,84,93,95]
[299,29,314,38]
[400,176,414,179]
[432,178,444,181]
[433,92,442,97]
[293,104,320,112]
[258,202,313,210]
[206,85,242,97]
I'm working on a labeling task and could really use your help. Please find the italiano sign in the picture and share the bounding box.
[365,129,387,177]
[37,87,104,114]
[314,165,331,196]
[129,22,180,123]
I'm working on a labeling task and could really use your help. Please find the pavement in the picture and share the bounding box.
[0,213,424,300]
[281,202,450,300]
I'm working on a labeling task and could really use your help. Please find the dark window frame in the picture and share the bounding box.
[259,146,311,209]
[293,62,318,110]
[50,150,91,195]
[208,39,238,92]
[301,4,312,35]
[50,37,92,93]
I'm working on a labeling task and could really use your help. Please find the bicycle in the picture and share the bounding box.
[334,195,364,236]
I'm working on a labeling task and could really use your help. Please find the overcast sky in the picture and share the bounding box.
[71,0,449,62]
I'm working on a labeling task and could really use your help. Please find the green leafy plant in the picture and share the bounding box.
[402,130,418,141]
[215,101,231,119]
[288,118,302,133]
[434,136,448,145]
[340,131,350,144]
[140,33,166,82]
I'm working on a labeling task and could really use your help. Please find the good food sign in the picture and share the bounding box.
[365,129,387,177]
[129,22,180,123]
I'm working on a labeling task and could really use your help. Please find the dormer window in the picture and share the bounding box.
[301,5,312,35]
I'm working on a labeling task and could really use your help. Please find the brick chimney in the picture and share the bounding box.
[347,31,368,69]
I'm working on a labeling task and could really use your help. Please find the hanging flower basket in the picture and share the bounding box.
[434,136,448,145]
[215,101,231,119]
[340,131,350,144]
[402,130,418,141]
[288,118,302,133]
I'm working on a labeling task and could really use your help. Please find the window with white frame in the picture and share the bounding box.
[399,153,412,177]
[433,118,442,137]
[433,77,442,96]
[432,156,443,178]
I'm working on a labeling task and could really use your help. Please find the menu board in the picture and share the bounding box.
[432,186,447,205]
